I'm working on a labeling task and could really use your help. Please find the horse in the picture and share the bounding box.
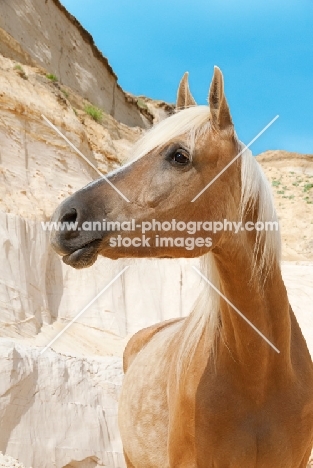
[50,67,313,467]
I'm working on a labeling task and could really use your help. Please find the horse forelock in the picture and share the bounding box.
[130,106,211,162]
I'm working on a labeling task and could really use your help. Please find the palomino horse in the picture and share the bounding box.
[50,67,313,467]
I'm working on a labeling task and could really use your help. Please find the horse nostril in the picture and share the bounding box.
[60,208,77,225]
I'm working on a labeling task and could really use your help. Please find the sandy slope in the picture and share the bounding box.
[257,150,313,261]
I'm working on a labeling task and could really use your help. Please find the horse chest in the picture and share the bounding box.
[191,379,313,468]
[194,404,291,467]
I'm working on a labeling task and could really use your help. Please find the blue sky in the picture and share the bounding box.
[61,0,313,155]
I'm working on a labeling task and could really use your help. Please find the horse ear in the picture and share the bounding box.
[176,72,197,109]
[208,66,233,131]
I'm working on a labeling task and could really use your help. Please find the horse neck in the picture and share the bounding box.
[211,230,292,377]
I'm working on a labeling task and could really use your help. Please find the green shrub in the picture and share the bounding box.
[84,104,103,123]
[46,73,58,82]
[304,183,313,192]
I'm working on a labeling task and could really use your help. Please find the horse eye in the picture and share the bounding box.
[172,149,190,165]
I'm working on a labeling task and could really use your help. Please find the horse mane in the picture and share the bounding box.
[128,106,281,377]
[239,142,281,275]
[176,144,281,378]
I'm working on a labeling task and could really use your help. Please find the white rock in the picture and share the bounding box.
[0,340,124,468]
[0,212,312,468]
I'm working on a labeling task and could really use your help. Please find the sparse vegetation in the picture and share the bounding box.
[277,190,285,194]
[84,104,103,123]
[61,89,69,98]
[46,73,58,82]
[14,64,27,79]
[272,180,281,186]
[14,64,23,72]
[304,183,313,192]
[137,98,148,110]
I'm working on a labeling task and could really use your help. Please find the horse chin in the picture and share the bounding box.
[62,239,101,269]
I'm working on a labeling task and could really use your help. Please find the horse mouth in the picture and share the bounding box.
[62,239,102,269]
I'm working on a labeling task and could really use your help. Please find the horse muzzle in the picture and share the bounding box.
[49,188,105,269]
